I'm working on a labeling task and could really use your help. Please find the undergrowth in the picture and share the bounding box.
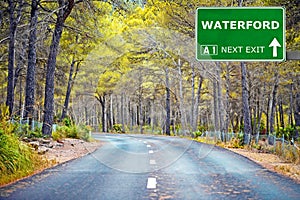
[52,117,92,142]
[0,105,51,186]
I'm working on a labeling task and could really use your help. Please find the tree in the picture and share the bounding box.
[165,66,171,135]
[6,0,23,115]
[60,59,81,121]
[42,0,76,136]
[24,0,38,121]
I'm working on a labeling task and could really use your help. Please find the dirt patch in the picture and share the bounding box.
[42,138,102,165]
[228,148,300,183]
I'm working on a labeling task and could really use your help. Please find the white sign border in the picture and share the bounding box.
[195,7,286,62]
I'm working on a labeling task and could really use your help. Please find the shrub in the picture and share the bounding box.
[67,125,79,138]
[192,130,202,138]
[113,124,122,133]
[275,142,300,164]
[52,130,63,141]
[52,124,92,142]
[276,125,296,140]
[63,117,72,127]
[77,125,92,142]
[228,133,244,148]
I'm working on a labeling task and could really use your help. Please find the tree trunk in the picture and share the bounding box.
[269,74,279,134]
[165,67,171,135]
[97,95,107,132]
[194,75,203,132]
[238,0,251,144]
[84,106,88,125]
[138,70,143,134]
[294,93,300,138]
[216,63,224,133]
[241,62,252,141]
[60,60,80,121]
[191,65,195,131]
[256,84,266,135]
[278,96,284,128]
[213,80,220,131]
[24,0,38,120]
[110,94,114,130]
[6,0,22,115]
[121,92,125,133]
[289,83,294,126]
[225,64,230,133]
[14,40,25,91]
[42,0,75,136]
[178,59,186,134]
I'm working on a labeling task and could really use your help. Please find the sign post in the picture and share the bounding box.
[196,7,285,61]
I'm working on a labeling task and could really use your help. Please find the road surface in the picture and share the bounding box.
[1,133,300,199]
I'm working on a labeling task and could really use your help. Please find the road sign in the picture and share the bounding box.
[196,7,285,61]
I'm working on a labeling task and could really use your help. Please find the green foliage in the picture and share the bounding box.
[0,130,31,174]
[276,125,296,140]
[229,133,244,148]
[192,130,202,138]
[77,125,93,142]
[52,124,92,142]
[63,117,72,127]
[112,124,123,133]
[0,130,48,185]
[16,123,43,139]
[275,142,300,164]
[0,105,16,135]
[192,125,208,138]
[52,130,63,141]
[0,105,47,185]
[53,126,78,139]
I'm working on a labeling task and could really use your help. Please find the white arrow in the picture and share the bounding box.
[269,38,281,57]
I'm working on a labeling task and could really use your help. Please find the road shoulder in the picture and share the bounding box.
[228,148,300,183]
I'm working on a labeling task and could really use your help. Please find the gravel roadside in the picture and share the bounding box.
[228,148,300,183]
[41,138,103,166]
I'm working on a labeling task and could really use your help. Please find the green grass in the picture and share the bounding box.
[0,129,50,186]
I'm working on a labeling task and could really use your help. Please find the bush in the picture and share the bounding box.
[52,124,92,142]
[228,133,244,148]
[275,142,300,164]
[53,125,79,139]
[63,117,72,127]
[77,125,92,141]
[113,124,122,133]
[52,130,63,141]
[276,125,296,140]
[192,130,202,138]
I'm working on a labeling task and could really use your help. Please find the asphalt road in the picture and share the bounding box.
[1,133,300,200]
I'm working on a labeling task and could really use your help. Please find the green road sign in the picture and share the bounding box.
[196,7,285,61]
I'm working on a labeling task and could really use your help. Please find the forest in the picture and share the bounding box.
[0,0,299,140]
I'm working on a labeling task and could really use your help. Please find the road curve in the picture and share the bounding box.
[1,133,300,200]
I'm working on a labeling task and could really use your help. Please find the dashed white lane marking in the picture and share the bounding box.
[147,178,157,189]
[149,150,154,154]
[147,144,151,148]
[143,141,147,144]
[150,160,156,165]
